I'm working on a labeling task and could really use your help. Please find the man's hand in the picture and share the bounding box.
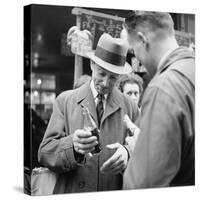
[73,129,98,155]
[125,128,140,153]
[100,143,128,175]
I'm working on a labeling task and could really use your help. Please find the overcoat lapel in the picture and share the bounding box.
[76,81,98,124]
[76,83,123,127]
[101,87,123,127]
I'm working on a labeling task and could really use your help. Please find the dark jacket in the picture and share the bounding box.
[123,47,195,189]
[38,81,139,193]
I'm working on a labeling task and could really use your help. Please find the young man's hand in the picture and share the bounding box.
[100,143,128,174]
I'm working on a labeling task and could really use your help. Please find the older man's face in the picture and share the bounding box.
[91,62,119,95]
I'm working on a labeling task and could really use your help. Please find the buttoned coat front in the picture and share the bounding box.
[38,81,139,193]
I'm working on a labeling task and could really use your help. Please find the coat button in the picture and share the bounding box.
[64,164,69,170]
[78,181,85,189]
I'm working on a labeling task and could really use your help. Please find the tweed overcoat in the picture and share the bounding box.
[38,81,139,193]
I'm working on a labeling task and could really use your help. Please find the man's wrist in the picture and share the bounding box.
[73,146,86,164]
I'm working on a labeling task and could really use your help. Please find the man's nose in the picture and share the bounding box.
[102,77,109,86]
[131,94,137,100]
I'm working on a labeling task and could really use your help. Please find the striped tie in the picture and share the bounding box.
[96,93,104,127]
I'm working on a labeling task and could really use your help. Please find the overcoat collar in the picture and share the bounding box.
[76,81,124,127]
[157,47,195,75]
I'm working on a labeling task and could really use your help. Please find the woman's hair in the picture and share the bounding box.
[118,73,143,94]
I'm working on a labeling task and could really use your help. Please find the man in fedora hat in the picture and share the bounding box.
[38,33,139,194]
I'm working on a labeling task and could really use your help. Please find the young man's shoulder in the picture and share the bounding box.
[149,67,189,94]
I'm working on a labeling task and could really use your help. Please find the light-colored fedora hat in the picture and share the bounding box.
[86,33,132,75]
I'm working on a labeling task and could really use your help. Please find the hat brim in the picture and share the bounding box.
[86,51,133,75]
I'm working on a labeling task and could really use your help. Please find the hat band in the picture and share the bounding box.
[95,46,126,66]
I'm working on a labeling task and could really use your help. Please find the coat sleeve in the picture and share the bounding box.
[38,92,83,173]
[123,98,140,158]
[123,87,182,189]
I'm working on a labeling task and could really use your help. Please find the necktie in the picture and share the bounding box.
[96,93,104,127]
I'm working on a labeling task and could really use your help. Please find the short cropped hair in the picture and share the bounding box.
[118,73,143,94]
[125,11,174,37]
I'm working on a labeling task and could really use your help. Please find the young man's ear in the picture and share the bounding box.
[137,32,149,49]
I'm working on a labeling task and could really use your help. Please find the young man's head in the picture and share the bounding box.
[124,11,178,77]
[118,74,143,106]
[87,33,133,95]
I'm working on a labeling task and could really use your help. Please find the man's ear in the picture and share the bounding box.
[137,32,149,49]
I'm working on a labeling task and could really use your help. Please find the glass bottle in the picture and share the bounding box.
[82,106,102,155]
[123,114,140,136]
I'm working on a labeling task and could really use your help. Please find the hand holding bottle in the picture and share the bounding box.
[73,129,98,155]
[73,106,102,156]
[123,114,140,152]
[123,114,140,136]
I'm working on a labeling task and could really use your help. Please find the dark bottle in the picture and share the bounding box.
[82,106,102,155]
